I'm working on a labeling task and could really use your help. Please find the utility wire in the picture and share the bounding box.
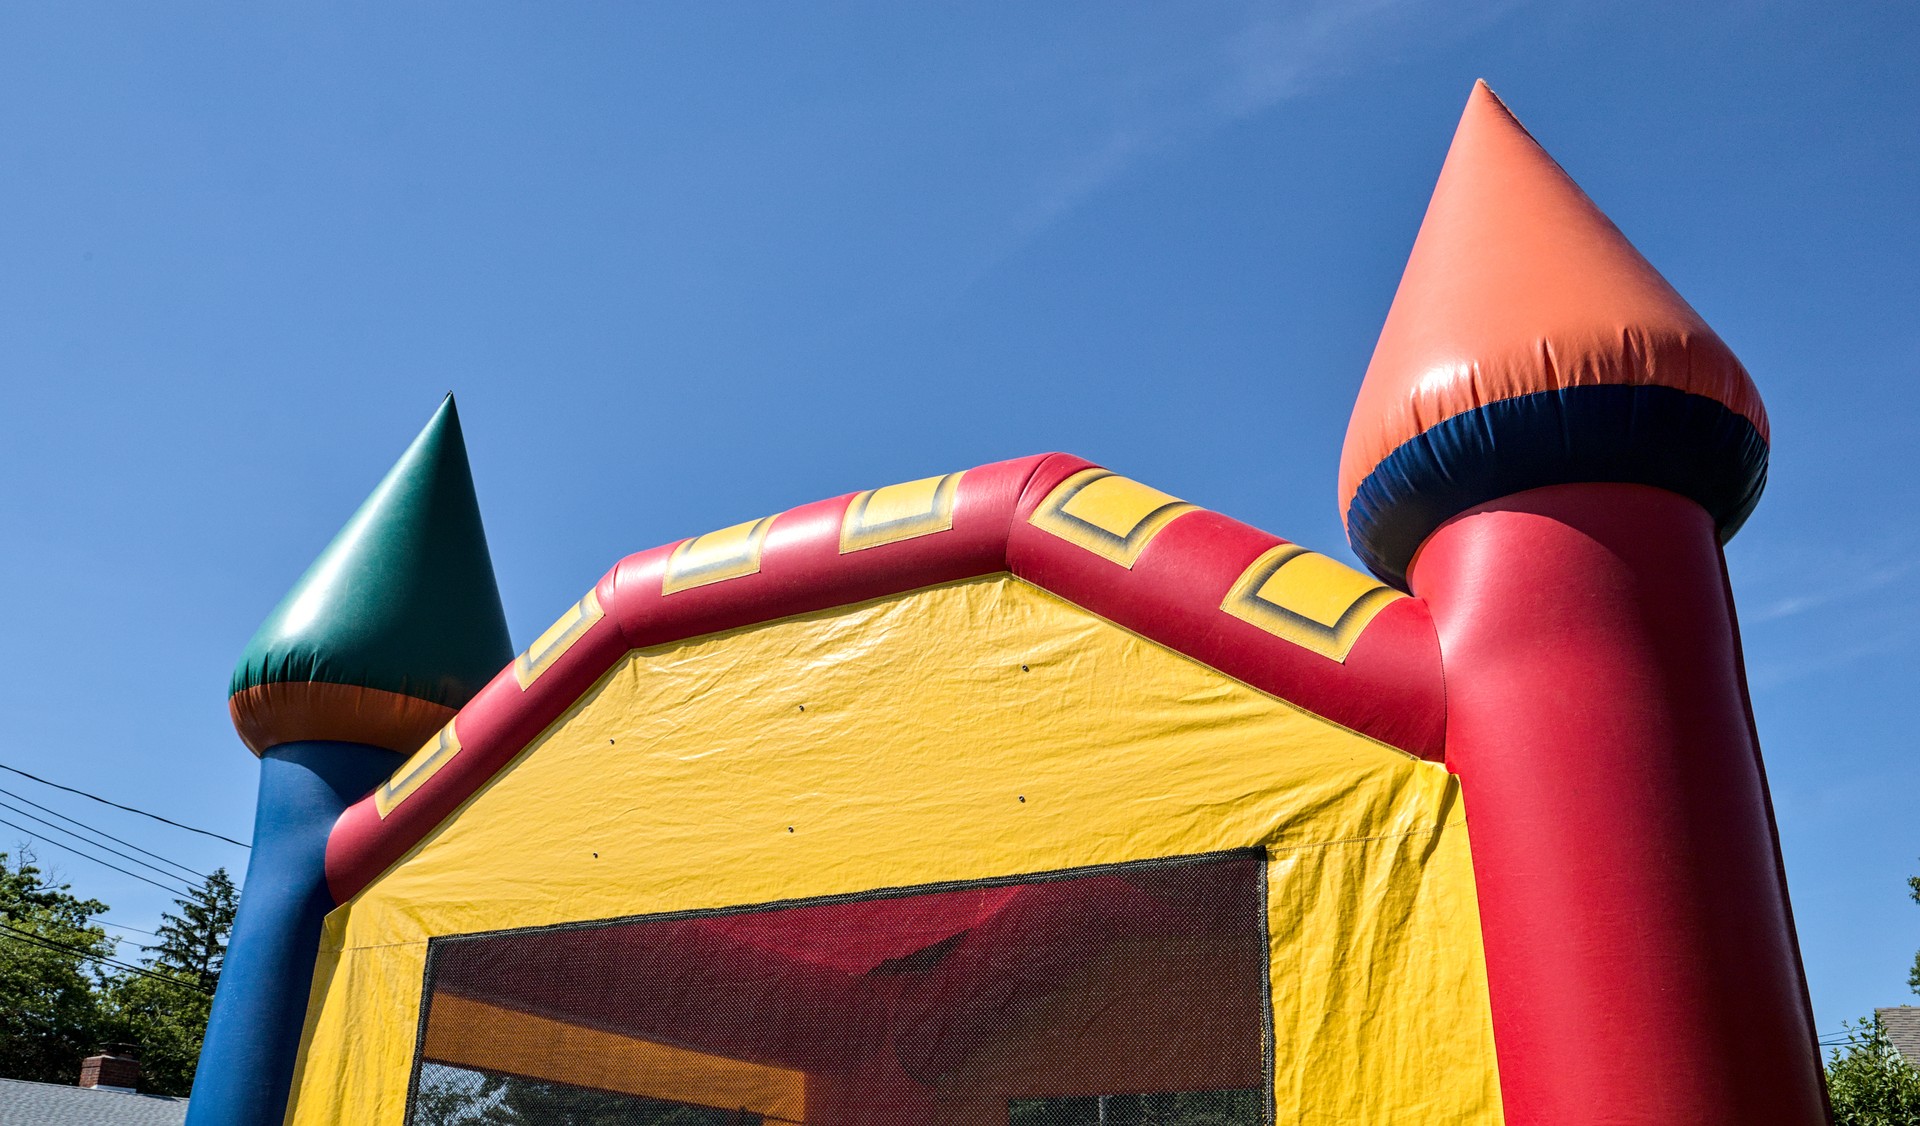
[0,922,122,966]
[0,784,211,882]
[96,919,163,939]
[0,798,212,888]
[0,817,201,898]
[0,922,211,994]
[0,762,249,849]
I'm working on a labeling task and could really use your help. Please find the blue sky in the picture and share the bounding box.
[0,2,1913,1040]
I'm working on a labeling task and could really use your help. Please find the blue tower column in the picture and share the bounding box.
[189,743,396,1124]
[192,395,513,1125]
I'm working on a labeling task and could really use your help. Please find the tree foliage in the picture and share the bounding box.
[1909,869,1920,997]
[96,868,237,1093]
[0,850,114,1084]
[144,868,236,993]
[1827,1014,1920,1126]
[414,1063,756,1126]
[0,848,236,1096]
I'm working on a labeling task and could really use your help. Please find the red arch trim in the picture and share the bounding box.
[324,453,1446,902]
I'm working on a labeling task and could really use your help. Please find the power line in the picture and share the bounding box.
[0,762,249,849]
[0,924,197,990]
[0,817,201,898]
[96,919,162,939]
[0,784,212,882]
[0,797,212,888]
[0,921,118,964]
[0,922,211,994]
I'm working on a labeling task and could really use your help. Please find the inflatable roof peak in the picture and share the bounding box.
[1339,80,1768,588]
[229,394,514,755]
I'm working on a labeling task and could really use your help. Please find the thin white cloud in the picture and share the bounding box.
[1219,0,1431,117]
[1738,539,1919,624]
[1737,537,1920,689]
[1752,559,1916,622]
[994,0,1527,271]
[1747,634,1908,692]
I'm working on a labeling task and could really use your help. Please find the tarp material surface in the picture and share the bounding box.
[285,576,1500,1123]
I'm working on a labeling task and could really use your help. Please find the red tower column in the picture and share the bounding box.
[1410,484,1825,1123]
[1336,81,1829,1122]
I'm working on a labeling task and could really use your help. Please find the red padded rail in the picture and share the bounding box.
[326,453,1445,901]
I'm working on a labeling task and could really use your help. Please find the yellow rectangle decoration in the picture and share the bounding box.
[514,589,606,689]
[375,721,460,820]
[662,516,775,595]
[840,471,963,553]
[1029,468,1197,567]
[1221,544,1403,662]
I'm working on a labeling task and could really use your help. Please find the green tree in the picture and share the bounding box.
[1827,1014,1920,1126]
[98,972,208,1096]
[1908,866,1919,996]
[143,868,236,992]
[0,849,112,1082]
[99,868,237,1095]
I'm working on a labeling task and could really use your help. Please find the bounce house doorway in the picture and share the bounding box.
[406,853,1270,1126]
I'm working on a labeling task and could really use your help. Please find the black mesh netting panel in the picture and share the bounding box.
[406,853,1270,1126]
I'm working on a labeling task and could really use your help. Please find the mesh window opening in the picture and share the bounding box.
[405,853,1273,1126]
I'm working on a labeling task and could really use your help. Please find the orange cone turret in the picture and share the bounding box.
[1340,81,1768,586]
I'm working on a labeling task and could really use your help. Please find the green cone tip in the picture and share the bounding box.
[230,395,514,710]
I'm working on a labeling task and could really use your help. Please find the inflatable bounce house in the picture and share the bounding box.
[188,84,1830,1125]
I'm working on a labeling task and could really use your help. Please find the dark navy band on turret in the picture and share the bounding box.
[1345,384,1769,589]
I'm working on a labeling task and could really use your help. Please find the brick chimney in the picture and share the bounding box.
[78,1044,141,1092]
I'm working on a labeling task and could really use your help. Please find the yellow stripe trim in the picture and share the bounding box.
[423,992,805,1122]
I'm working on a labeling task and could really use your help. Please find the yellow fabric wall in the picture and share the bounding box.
[285,575,1501,1123]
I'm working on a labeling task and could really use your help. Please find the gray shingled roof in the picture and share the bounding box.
[0,1078,186,1126]
[1880,1006,1920,1068]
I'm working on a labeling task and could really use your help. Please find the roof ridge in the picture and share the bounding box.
[323,453,1447,901]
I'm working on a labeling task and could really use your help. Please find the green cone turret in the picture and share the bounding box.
[228,395,513,754]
